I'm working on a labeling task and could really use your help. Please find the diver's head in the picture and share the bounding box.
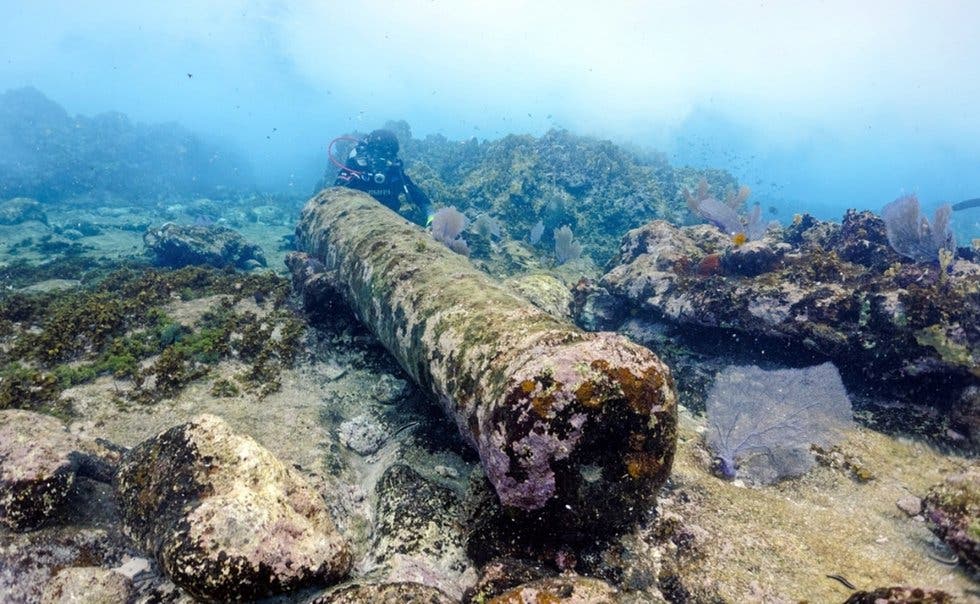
[361,129,400,160]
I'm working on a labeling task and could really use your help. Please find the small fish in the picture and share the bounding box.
[826,574,856,590]
[187,73,193,78]
[927,551,959,566]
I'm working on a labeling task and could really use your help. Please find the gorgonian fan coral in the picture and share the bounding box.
[705,362,853,484]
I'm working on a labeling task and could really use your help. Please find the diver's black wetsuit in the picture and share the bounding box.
[334,132,430,225]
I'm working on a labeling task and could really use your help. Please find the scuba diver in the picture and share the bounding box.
[331,129,431,226]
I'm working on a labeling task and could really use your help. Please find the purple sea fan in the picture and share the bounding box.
[882,194,955,262]
[705,362,853,485]
[431,206,469,255]
[693,197,744,236]
[431,206,467,242]
[554,225,582,264]
[529,220,544,245]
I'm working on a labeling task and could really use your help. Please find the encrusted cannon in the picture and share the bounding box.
[291,187,677,532]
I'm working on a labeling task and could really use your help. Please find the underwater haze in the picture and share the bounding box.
[3,3,980,602]
[3,0,980,226]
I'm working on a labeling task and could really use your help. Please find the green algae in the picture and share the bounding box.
[915,324,979,376]
[0,264,305,415]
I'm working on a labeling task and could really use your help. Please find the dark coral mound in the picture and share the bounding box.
[593,210,979,444]
[0,87,251,201]
[143,223,267,270]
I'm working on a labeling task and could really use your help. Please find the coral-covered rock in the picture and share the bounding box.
[143,223,266,270]
[40,567,133,604]
[570,278,622,331]
[598,213,980,439]
[114,414,351,601]
[487,575,634,603]
[922,468,980,573]
[834,209,900,271]
[464,557,554,603]
[310,581,456,603]
[338,414,387,456]
[504,273,574,320]
[0,197,47,225]
[370,464,471,599]
[0,410,78,530]
[843,586,953,603]
[0,527,131,603]
[720,239,787,277]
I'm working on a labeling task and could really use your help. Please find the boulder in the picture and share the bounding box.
[922,468,980,573]
[503,273,574,320]
[114,414,351,601]
[0,410,78,530]
[310,581,456,603]
[370,464,471,599]
[41,567,133,604]
[338,414,387,456]
[143,223,266,270]
[487,575,638,603]
[0,197,47,225]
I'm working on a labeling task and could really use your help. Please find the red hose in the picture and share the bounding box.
[328,136,365,175]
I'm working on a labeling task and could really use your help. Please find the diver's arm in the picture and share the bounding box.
[401,170,432,218]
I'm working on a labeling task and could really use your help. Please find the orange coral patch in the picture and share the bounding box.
[625,451,664,479]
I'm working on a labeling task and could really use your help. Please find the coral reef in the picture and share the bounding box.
[114,414,352,600]
[293,188,677,540]
[323,122,739,266]
[595,212,980,442]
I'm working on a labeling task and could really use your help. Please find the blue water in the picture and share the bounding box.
[2,1,979,236]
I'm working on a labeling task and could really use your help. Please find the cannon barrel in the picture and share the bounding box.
[292,188,677,532]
